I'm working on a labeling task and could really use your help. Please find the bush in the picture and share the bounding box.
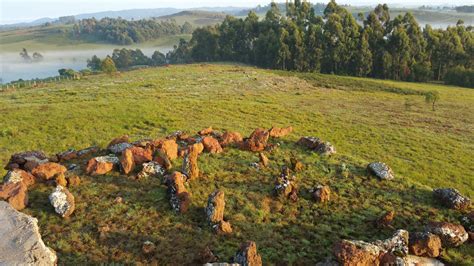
[444,66,474,88]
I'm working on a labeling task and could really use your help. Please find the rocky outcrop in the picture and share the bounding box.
[0,201,57,265]
[312,185,331,203]
[182,143,201,179]
[220,131,243,147]
[274,166,298,201]
[268,126,293,138]
[426,222,468,247]
[234,241,262,266]
[49,185,75,218]
[167,172,191,213]
[409,232,442,257]
[242,128,269,152]
[120,148,135,175]
[367,162,394,180]
[297,137,336,155]
[433,188,471,210]
[31,162,67,181]
[202,136,223,154]
[137,161,166,179]
[85,155,119,176]
[4,150,48,171]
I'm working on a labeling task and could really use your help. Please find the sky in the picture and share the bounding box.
[1,0,471,24]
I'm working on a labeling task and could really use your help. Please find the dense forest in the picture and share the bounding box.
[72,17,193,44]
[167,1,474,87]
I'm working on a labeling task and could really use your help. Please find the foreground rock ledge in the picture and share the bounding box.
[0,201,57,265]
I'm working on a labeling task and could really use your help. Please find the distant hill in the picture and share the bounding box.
[157,11,228,26]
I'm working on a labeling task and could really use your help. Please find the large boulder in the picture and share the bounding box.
[182,143,201,179]
[268,126,293,138]
[31,162,67,181]
[367,162,394,180]
[312,185,331,203]
[297,137,336,155]
[49,185,75,218]
[242,128,269,152]
[160,139,179,161]
[0,201,57,265]
[234,241,262,266]
[137,161,166,179]
[167,172,191,213]
[0,181,28,211]
[120,148,135,175]
[433,188,470,210]
[409,232,442,257]
[426,222,468,247]
[85,155,119,176]
[220,131,243,147]
[206,190,225,224]
[5,150,48,171]
[202,136,223,154]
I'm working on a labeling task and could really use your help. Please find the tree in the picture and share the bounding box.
[354,31,372,77]
[151,51,166,66]
[101,56,117,74]
[425,91,440,111]
[87,55,102,71]
[20,48,31,61]
[277,28,291,70]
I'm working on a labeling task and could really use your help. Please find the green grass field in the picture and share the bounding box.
[0,64,473,264]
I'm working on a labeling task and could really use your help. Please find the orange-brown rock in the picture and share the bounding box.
[220,131,243,147]
[206,190,225,224]
[120,148,135,175]
[290,156,303,172]
[66,175,81,187]
[5,151,48,171]
[234,241,263,266]
[182,144,200,179]
[202,136,223,154]
[107,135,129,148]
[0,182,28,211]
[269,126,293,138]
[427,222,469,247]
[259,152,269,168]
[160,139,178,161]
[49,186,75,218]
[154,151,172,170]
[85,155,119,176]
[198,127,214,136]
[55,174,67,187]
[57,150,77,162]
[31,162,67,181]
[167,172,191,213]
[177,192,191,214]
[129,146,153,165]
[312,185,330,203]
[3,169,35,187]
[376,211,395,228]
[242,128,269,152]
[215,220,233,235]
[409,232,442,257]
[333,240,383,266]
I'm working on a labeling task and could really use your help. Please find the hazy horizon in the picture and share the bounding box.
[1,0,472,25]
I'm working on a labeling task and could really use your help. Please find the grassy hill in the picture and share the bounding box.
[0,64,472,264]
[158,11,228,27]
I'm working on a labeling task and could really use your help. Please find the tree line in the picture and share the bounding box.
[86,48,167,72]
[72,17,193,45]
[167,1,474,87]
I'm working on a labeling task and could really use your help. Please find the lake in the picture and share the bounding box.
[0,46,173,83]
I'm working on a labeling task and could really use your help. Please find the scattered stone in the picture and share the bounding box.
[242,128,269,152]
[409,232,442,257]
[114,197,123,204]
[23,156,50,172]
[199,127,214,136]
[426,222,468,247]
[206,190,225,224]
[196,246,218,264]
[375,210,395,228]
[160,139,179,161]
[167,172,191,213]
[66,175,81,187]
[0,201,57,265]
[31,162,67,182]
[297,137,336,155]
[129,146,153,165]
[290,156,303,172]
[137,161,166,179]
[312,185,331,203]
[433,188,471,210]
[367,162,394,180]
[274,166,298,201]
[215,220,233,235]
[268,126,293,138]
[202,136,223,154]
[120,148,135,175]
[234,241,262,266]
[258,152,269,168]
[49,185,75,218]
[142,241,156,255]
[108,142,133,154]
[107,135,129,148]
[220,131,243,147]
[3,169,35,187]
[4,151,48,171]
[0,181,28,210]
[373,229,409,257]
[85,155,119,176]
[76,146,99,158]
[333,240,383,266]
[182,143,200,179]
[57,149,77,162]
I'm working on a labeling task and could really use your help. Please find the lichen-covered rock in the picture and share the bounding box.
[274,166,298,201]
[375,210,395,228]
[367,162,394,180]
[297,137,336,155]
[234,241,262,266]
[405,255,445,266]
[137,161,166,179]
[0,181,28,211]
[206,190,225,224]
[31,162,67,181]
[460,211,474,242]
[107,135,129,148]
[4,150,48,171]
[333,240,383,266]
[215,220,233,235]
[426,222,468,247]
[220,131,243,147]
[167,172,190,213]
[3,169,35,187]
[374,229,409,257]
[182,143,200,179]
[85,155,119,176]
[57,149,77,162]
[312,185,331,203]
[433,188,471,210]
[49,185,75,218]
[242,128,269,152]
[120,148,135,174]
[160,139,179,161]
[409,232,442,257]
[202,136,223,154]
[108,142,133,154]
[268,126,293,138]
[76,146,99,158]
[0,201,57,265]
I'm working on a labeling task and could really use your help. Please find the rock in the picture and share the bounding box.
[373,229,409,257]
[409,232,442,257]
[3,169,35,187]
[333,240,383,266]
[182,143,201,179]
[129,146,153,165]
[5,151,48,171]
[268,126,293,138]
[0,181,28,211]
[160,139,179,161]
[433,188,470,210]
[49,185,75,218]
[142,241,156,255]
[313,185,331,203]
[405,255,444,266]
[137,161,166,179]
[274,166,298,201]
[120,148,135,175]
[76,146,99,158]
[23,156,50,172]
[290,156,303,172]
[108,142,133,154]
[114,197,123,204]
[199,127,214,136]
[258,152,269,168]
[66,175,81,187]
[196,246,218,264]
[297,137,336,155]
[426,222,468,247]
[57,149,77,162]
[167,172,190,213]
[202,136,223,154]
[220,131,243,147]
[55,174,67,187]
[376,210,395,228]
[206,190,225,224]
[242,128,269,152]
[367,162,394,180]
[31,162,67,181]
[0,201,57,265]
[154,151,173,170]
[107,135,129,148]
[215,220,233,235]
[234,241,262,266]
[85,155,119,176]
[460,211,473,241]
[168,130,189,141]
